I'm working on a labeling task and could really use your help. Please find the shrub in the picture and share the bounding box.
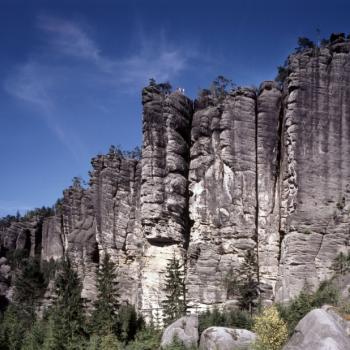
[253,306,288,350]
[275,66,289,84]
[198,308,252,335]
[277,279,339,335]
[125,326,161,350]
[117,304,144,343]
[162,336,198,349]
[296,37,315,51]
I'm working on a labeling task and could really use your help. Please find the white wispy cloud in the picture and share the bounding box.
[36,14,192,87]
[3,15,195,157]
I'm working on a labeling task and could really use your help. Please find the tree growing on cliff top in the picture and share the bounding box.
[210,75,234,99]
[162,252,187,325]
[296,37,315,52]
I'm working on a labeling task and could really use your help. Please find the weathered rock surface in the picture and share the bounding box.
[276,39,350,301]
[199,326,256,350]
[187,88,258,310]
[283,308,350,350]
[160,315,199,349]
[2,35,350,315]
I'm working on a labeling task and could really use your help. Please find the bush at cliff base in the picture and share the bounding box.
[253,306,288,350]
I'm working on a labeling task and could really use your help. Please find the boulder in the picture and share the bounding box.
[283,308,350,350]
[199,326,256,350]
[161,315,199,349]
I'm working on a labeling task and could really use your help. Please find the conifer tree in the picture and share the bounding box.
[45,257,86,349]
[21,319,47,350]
[238,250,259,315]
[91,252,119,336]
[162,252,187,324]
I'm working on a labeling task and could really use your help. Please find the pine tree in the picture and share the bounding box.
[45,257,86,349]
[162,252,187,325]
[0,304,27,350]
[117,304,144,343]
[91,252,119,336]
[238,250,259,315]
[21,319,47,350]
[13,258,46,316]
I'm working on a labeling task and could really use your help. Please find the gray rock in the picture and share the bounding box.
[161,315,199,349]
[199,326,256,350]
[283,308,350,350]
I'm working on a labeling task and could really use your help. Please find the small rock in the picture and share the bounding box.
[199,326,256,350]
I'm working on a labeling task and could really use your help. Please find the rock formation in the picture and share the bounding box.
[2,34,350,316]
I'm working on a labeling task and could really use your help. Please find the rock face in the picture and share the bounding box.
[199,327,256,350]
[283,308,350,350]
[187,88,258,309]
[2,35,350,315]
[276,38,350,301]
[160,315,199,349]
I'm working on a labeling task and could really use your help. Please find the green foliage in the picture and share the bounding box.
[277,279,339,335]
[253,306,288,350]
[198,307,252,335]
[0,305,27,350]
[124,326,161,350]
[117,304,144,343]
[147,78,172,94]
[210,75,234,99]
[275,66,289,84]
[21,319,47,350]
[237,250,259,314]
[5,249,29,269]
[22,207,54,220]
[91,252,119,336]
[0,215,17,230]
[99,334,122,350]
[162,336,197,349]
[157,82,172,95]
[162,252,187,325]
[108,145,141,160]
[297,37,315,51]
[13,258,46,312]
[46,258,87,348]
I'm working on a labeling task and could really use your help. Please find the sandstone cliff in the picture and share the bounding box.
[1,34,350,316]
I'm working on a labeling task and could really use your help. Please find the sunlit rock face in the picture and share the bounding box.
[139,85,193,319]
[186,88,257,310]
[275,37,350,302]
[2,35,350,314]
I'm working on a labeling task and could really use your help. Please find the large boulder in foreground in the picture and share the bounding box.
[283,308,350,350]
[161,315,199,349]
[199,326,256,350]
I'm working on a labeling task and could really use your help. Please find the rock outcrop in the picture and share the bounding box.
[199,327,256,350]
[1,34,350,316]
[283,307,350,350]
[160,315,199,349]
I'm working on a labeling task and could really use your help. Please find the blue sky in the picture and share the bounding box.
[1,0,350,216]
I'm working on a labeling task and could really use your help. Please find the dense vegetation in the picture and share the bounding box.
[0,248,346,350]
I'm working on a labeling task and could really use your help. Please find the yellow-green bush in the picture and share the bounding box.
[253,306,288,350]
